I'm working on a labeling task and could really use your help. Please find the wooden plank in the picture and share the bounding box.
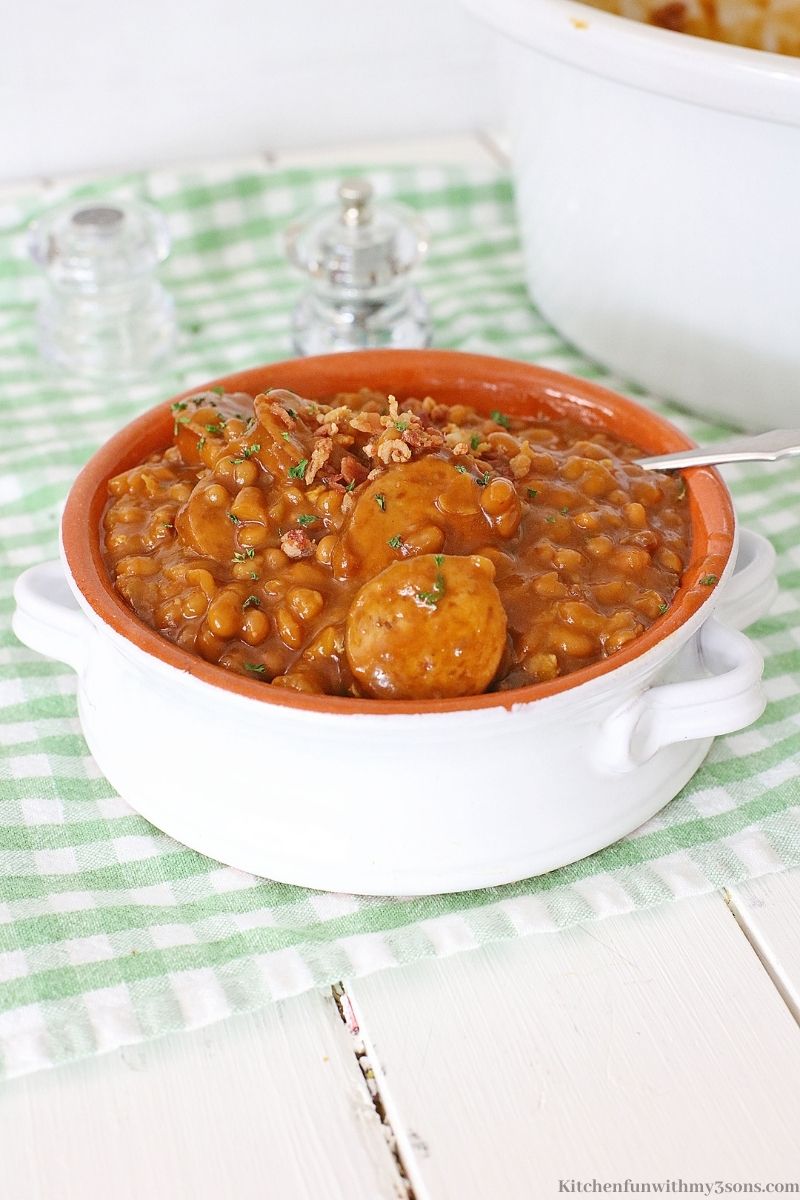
[0,989,406,1200]
[347,894,800,1199]
[726,869,800,1023]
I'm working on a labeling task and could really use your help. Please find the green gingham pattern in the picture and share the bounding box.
[1,161,799,1081]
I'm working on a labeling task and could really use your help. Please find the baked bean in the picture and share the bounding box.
[315,534,337,566]
[657,546,684,573]
[550,626,596,659]
[276,606,304,650]
[553,547,583,573]
[533,571,568,599]
[238,524,269,548]
[204,483,229,507]
[481,477,517,517]
[116,555,161,577]
[586,535,614,559]
[186,568,217,600]
[624,501,647,529]
[611,546,652,575]
[593,580,628,605]
[403,524,446,556]
[241,608,270,646]
[207,589,243,638]
[271,672,319,692]
[524,652,559,682]
[573,511,601,532]
[287,587,325,622]
[182,588,209,618]
[232,459,259,488]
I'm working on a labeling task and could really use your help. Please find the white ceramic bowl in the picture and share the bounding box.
[461,0,800,430]
[12,351,777,895]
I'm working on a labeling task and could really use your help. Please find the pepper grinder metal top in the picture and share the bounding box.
[28,198,176,380]
[285,178,431,356]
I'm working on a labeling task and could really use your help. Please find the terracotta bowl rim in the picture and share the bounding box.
[61,349,735,717]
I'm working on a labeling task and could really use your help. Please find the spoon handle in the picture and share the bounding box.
[636,429,800,471]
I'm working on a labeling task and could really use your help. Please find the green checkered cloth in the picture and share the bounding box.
[1,160,799,1081]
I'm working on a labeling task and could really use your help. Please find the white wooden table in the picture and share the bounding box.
[3,134,800,1199]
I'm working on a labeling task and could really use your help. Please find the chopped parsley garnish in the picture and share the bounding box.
[171,401,188,412]
[470,434,481,451]
[418,564,447,608]
[527,488,538,499]
[228,513,241,524]
[242,443,261,458]
[346,479,357,492]
[233,548,256,562]
[243,595,260,609]
[394,420,409,433]
[455,465,468,475]
[658,602,669,614]
[545,514,557,524]
[205,423,223,434]
[560,505,569,515]
[281,431,291,441]
[196,437,206,452]
[700,574,718,586]
[490,410,510,429]
[288,458,309,480]
[244,662,265,673]
[475,471,491,487]
[434,554,444,567]
[211,385,225,395]
[375,493,386,511]
[388,534,404,550]
[297,513,316,527]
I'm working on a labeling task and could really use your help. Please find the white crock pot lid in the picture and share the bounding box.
[461,0,800,128]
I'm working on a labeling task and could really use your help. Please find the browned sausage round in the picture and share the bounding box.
[345,553,507,700]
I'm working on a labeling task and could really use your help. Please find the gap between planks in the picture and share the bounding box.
[724,869,800,1024]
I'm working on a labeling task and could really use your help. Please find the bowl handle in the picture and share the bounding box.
[598,617,765,774]
[12,560,92,675]
[715,528,777,631]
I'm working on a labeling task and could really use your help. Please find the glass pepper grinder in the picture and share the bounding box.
[285,178,431,356]
[28,198,176,380]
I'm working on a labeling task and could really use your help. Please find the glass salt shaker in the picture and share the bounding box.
[285,178,431,356]
[28,198,176,380]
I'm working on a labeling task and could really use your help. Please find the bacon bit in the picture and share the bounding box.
[349,411,384,435]
[340,454,368,486]
[651,0,687,28]
[318,406,351,426]
[403,423,445,454]
[386,396,402,424]
[280,529,314,559]
[376,438,412,465]
[306,437,333,485]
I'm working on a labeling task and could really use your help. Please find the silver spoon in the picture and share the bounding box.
[636,428,800,471]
